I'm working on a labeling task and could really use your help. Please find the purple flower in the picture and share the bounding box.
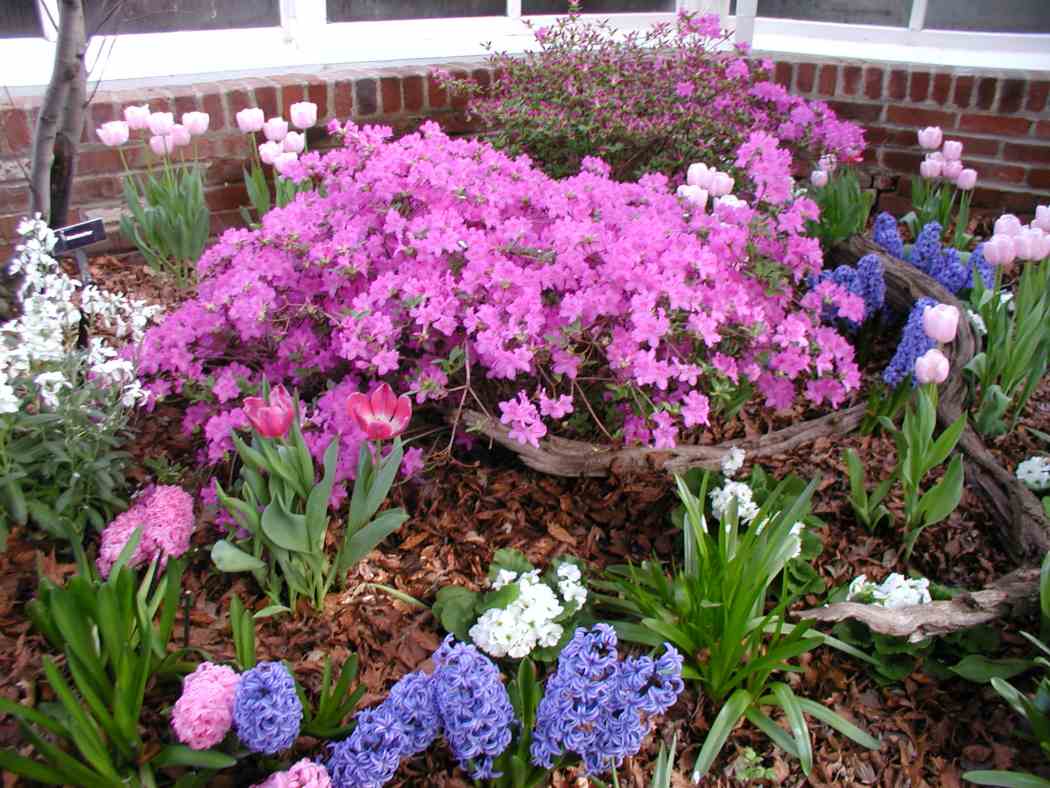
[326,705,405,788]
[232,661,303,754]
[883,297,938,388]
[872,212,904,260]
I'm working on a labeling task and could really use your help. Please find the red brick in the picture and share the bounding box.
[796,62,816,93]
[170,86,198,119]
[930,73,951,105]
[825,100,882,124]
[842,66,862,96]
[1003,143,1050,165]
[204,183,249,212]
[773,61,792,88]
[355,79,378,116]
[0,187,28,214]
[71,174,123,204]
[403,76,424,112]
[947,135,1001,158]
[864,125,891,145]
[332,78,354,120]
[428,73,449,109]
[197,84,227,130]
[448,69,470,110]
[881,150,923,173]
[817,65,837,96]
[1027,81,1049,113]
[86,97,119,144]
[887,69,907,101]
[471,68,492,93]
[0,108,32,154]
[971,186,1041,212]
[276,78,306,119]
[877,192,913,217]
[1037,120,1050,139]
[953,75,974,108]
[252,81,279,119]
[909,71,930,102]
[998,79,1026,114]
[959,114,1032,136]
[1029,169,1050,190]
[974,161,1027,184]
[380,77,401,114]
[975,77,997,110]
[885,105,955,128]
[863,67,882,100]
[306,81,329,120]
[226,85,254,120]
[76,147,125,175]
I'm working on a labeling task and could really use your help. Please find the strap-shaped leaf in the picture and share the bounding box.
[151,745,237,770]
[691,688,752,782]
[794,697,880,749]
[771,682,812,775]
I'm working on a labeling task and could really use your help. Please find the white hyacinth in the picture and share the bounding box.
[1017,457,1050,492]
[721,447,746,478]
[710,480,759,523]
[556,562,588,608]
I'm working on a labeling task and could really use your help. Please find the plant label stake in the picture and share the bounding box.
[52,217,105,348]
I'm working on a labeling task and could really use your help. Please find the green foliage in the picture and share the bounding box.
[808,167,875,249]
[0,549,235,786]
[903,176,972,250]
[967,262,1050,437]
[859,380,913,436]
[486,659,552,788]
[843,448,894,531]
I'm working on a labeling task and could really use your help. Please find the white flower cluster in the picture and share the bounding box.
[710,480,759,523]
[1,217,162,413]
[721,446,746,478]
[752,516,805,559]
[847,573,931,609]
[469,564,587,660]
[966,308,986,336]
[1017,456,1050,492]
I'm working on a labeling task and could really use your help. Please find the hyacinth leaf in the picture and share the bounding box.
[794,698,880,749]
[151,745,237,770]
[211,540,267,573]
[0,749,72,785]
[962,772,1050,787]
[771,683,812,775]
[744,707,801,760]
[691,688,752,781]
[261,502,311,554]
[41,657,117,780]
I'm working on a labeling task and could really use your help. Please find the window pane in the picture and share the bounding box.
[85,0,279,34]
[524,0,673,12]
[734,0,911,26]
[1,0,42,38]
[925,0,1050,33]
[327,0,505,21]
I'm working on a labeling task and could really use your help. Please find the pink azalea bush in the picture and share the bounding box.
[171,662,240,750]
[96,485,195,578]
[438,10,864,181]
[135,120,860,495]
[254,759,332,788]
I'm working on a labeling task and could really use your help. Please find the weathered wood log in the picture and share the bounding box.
[796,568,1040,642]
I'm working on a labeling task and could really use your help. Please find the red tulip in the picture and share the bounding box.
[347,383,411,440]
[243,385,295,439]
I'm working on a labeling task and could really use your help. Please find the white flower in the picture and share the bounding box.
[0,374,18,414]
[847,574,872,600]
[556,562,587,608]
[710,481,759,523]
[469,569,566,659]
[1017,456,1050,492]
[966,309,986,336]
[787,521,805,559]
[491,568,519,590]
[847,573,931,609]
[721,447,745,478]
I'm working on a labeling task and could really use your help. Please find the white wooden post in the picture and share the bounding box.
[734,0,756,46]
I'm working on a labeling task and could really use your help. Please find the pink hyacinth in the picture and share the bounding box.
[347,383,412,440]
[253,759,332,788]
[172,662,241,750]
[96,485,195,578]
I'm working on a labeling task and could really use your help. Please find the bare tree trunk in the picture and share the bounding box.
[51,4,88,228]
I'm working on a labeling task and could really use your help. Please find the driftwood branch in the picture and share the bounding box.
[795,569,1040,642]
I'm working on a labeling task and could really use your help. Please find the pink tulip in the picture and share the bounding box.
[941,140,963,161]
[170,124,192,147]
[273,152,299,177]
[915,348,950,385]
[1031,228,1050,261]
[942,160,963,181]
[818,154,837,173]
[289,101,318,130]
[994,214,1023,237]
[1033,205,1050,233]
[124,104,151,130]
[917,126,943,150]
[675,184,708,210]
[927,151,945,163]
[919,158,943,179]
[96,120,129,147]
[955,168,977,191]
[1014,228,1044,261]
[810,170,828,188]
[147,111,174,136]
[347,383,412,440]
[236,107,265,133]
[283,131,305,154]
[709,171,734,197]
[263,117,289,142]
[244,385,295,439]
[181,111,210,135]
[922,304,959,344]
[259,140,283,165]
[686,162,712,189]
[149,134,175,156]
[982,234,1016,267]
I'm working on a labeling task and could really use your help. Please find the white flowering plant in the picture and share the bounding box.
[1018,429,1050,520]
[431,548,590,661]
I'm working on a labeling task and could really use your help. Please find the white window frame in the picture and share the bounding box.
[2,0,1048,89]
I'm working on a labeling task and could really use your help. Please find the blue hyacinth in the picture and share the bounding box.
[530,625,683,776]
[908,222,943,277]
[964,243,995,291]
[232,661,303,754]
[810,253,885,331]
[872,212,904,259]
[883,297,938,388]
[327,704,407,788]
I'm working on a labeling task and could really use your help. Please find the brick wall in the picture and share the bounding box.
[1,57,1048,260]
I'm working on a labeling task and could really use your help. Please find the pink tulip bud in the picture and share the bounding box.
[686,162,712,189]
[709,171,734,197]
[982,234,1016,267]
[243,385,295,439]
[818,154,837,173]
[955,168,977,191]
[170,124,192,147]
[96,120,129,147]
[181,111,210,136]
[675,184,708,210]
[1031,228,1050,261]
[914,348,950,385]
[1014,228,1043,261]
[259,140,283,165]
[148,134,175,157]
[347,382,412,441]
[919,158,943,179]
[994,214,1023,237]
[236,107,265,133]
[715,195,746,210]
[282,131,306,154]
[263,117,289,142]
[1033,205,1050,233]
[941,140,963,161]
[123,104,151,130]
[289,101,318,130]
[917,126,943,150]
[147,111,174,136]
[810,170,828,188]
[942,160,963,181]
[922,304,959,344]
[273,151,299,177]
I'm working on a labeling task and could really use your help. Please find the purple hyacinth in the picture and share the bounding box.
[883,297,938,388]
[908,222,943,277]
[965,243,995,291]
[530,625,683,776]
[232,661,303,754]
[872,212,904,260]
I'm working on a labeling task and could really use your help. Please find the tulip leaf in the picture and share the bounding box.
[339,508,408,577]
[211,540,267,573]
[305,439,339,553]
[261,502,311,554]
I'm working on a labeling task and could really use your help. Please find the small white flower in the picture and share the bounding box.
[847,573,931,608]
[710,481,759,523]
[1017,457,1050,492]
[721,447,746,478]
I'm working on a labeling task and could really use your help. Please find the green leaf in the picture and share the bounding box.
[305,439,339,552]
[151,745,237,770]
[918,454,964,527]
[261,501,311,554]
[0,749,72,785]
[691,688,752,782]
[211,540,267,573]
[432,585,479,641]
[949,655,1032,683]
[364,441,403,522]
[771,683,812,775]
[795,697,880,749]
[962,771,1050,787]
[340,508,408,573]
[254,604,291,620]
[491,548,534,577]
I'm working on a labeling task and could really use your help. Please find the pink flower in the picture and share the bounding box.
[253,758,332,788]
[170,123,192,147]
[347,383,411,440]
[915,348,950,385]
[1033,205,1050,233]
[675,81,695,98]
[922,304,959,344]
[182,111,210,135]
[955,167,977,190]
[809,170,828,188]
[942,160,963,181]
[147,111,175,136]
[96,120,129,147]
[686,162,712,189]
[675,184,708,209]
[243,384,295,439]
[941,140,963,161]
[237,107,265,133]
[264,117,289,142]
[149,134,175,156]
[274,152,299,177]
[917,126,943,150]
[123,104,151,130]
[919,158,943,179]
[96,486,195,578]
[982,234,1016,267]
[259,140,283,165]
[172,662,240,750]
[708,171,734,197]
[283,131,306,153]
[1014,228,1046,261]
[994,214,1023,237]
[289,101,318,130]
